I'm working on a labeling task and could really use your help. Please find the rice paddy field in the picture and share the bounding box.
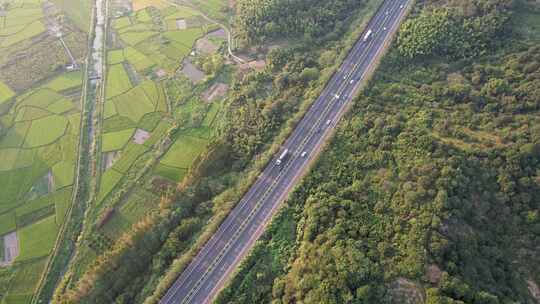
[0,0,87,302]
[97,1,227,206]
[2,0,231,300]
[75,2,229,269]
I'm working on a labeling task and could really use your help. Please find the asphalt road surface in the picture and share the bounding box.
[161,1,411,303]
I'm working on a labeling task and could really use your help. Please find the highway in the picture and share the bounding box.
[160,0,411,303]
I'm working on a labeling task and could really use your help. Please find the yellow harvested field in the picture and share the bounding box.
[132,0,169,11]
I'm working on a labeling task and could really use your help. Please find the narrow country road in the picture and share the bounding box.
[161,0,412,303]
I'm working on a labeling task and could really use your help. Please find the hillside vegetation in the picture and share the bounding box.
[216,0,540,303]
[235,0,368,44]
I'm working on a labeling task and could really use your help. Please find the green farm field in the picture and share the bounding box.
[160,134,208,169]
[0,81,15,105]
[0,1,85,299]
[16,216,59,262]
[106,64,133,99]
[56,1,233,300]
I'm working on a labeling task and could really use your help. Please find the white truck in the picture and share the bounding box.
[276,149,289,166]
[363,29,373,42]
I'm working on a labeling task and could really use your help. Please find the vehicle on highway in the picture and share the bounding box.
[276,149,289,166]
[326,119,332,125]
[363,29,373,41]
[301,151,307,158]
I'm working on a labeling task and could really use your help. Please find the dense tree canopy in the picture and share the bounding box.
[398,0,513,59]
[235,0,369,44]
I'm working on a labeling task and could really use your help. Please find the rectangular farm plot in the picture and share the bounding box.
[0,121,31,148]
[119,30,158,46]
[23,115,69,148]
[132,0,169,11]
[163,6,200,20]
[4,7,43,27]
[42,71,83,92]
[0,148,36,171]
[0,160,49,213]
[137,113,162,132]
[15,106,51,122]
[108,49,125,65]
[47,98,75,114]
[111,142,149,173]
[0,81,15,104]
[14,188,70,222]
[7,258,47,296]
[17,89,64,110]
[113,16,132,30]
[96,169,123,205]
[101,188,157,238]
[135,8,153,23]
[106,64,132,99]
[142,120,171,147]
[162,28,204,49]
[124,46,155,71]
[0,20,45,48]
[112,83,156,122]
[160,134,208,169]
[55,187,73,225]
[0,211,16,236]
[52,161,75,190]
[103,100,118,119]
[154,163,186,182]
[102,128,135,152]
[16,215,59,262]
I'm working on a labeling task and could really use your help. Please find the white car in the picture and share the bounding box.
[301,151,307,158]
[326,119,332,125]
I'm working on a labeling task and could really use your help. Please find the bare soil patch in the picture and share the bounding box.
[202,82,229,102]
[528,280,540,303]
[176,19,187,30]
[426,264,442,284]
[207,28,227,39]
[181,58,205,84]
[195,37,219,54]
[388,278,425,304]
[0,232,19,266]
[47,170,54,193]
[133,128,150,144]
[103,151,121,169]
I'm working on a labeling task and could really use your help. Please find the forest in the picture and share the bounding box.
[235,0,368,44]
[216,0,540,303]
